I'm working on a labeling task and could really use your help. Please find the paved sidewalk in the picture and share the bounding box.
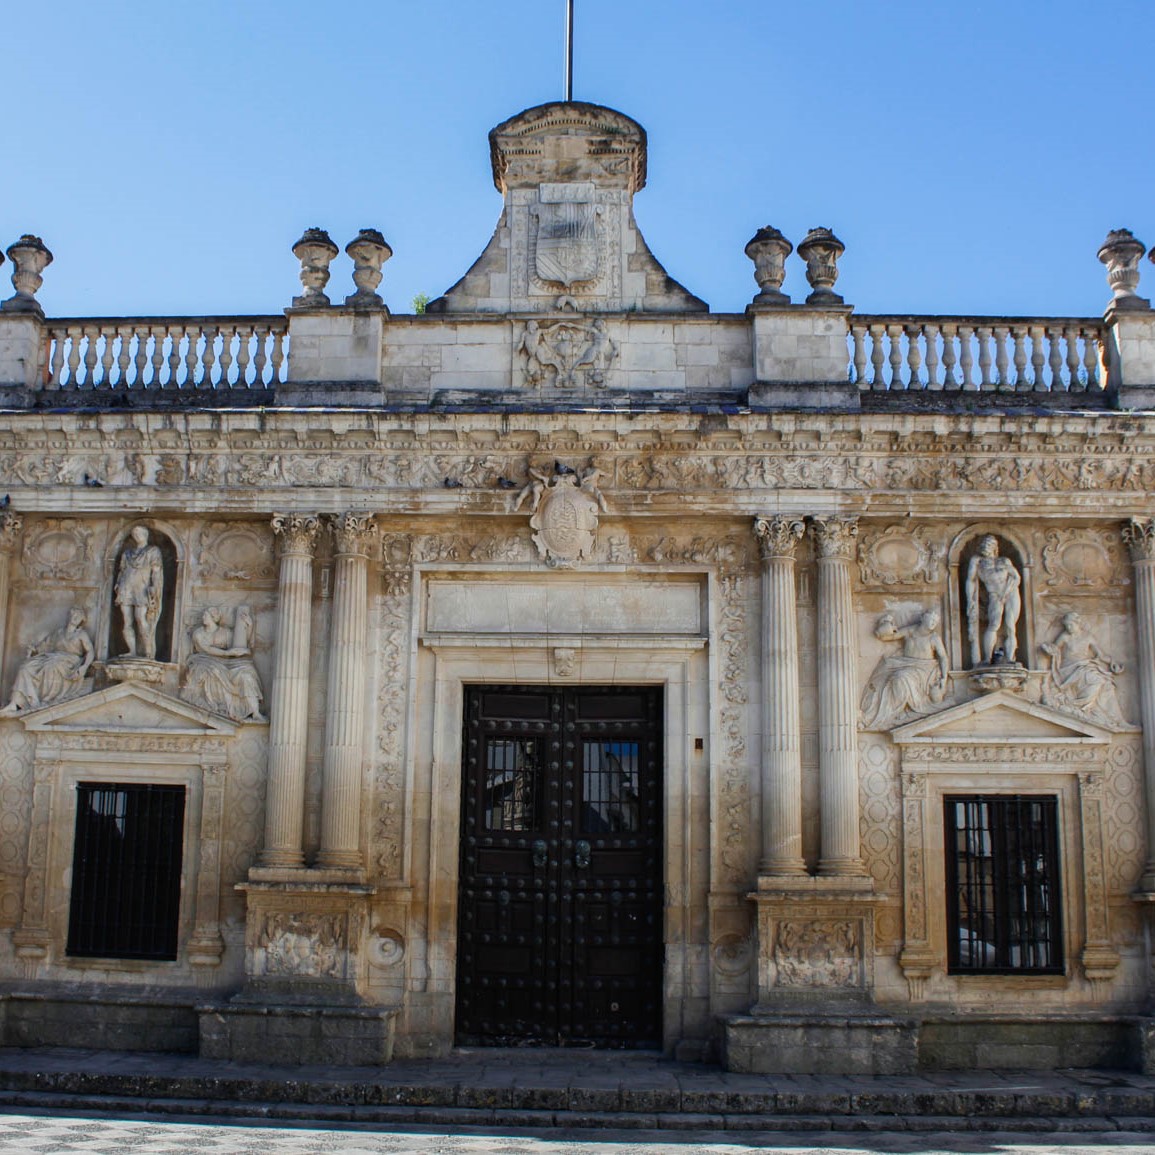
[0,1047,1154,1134]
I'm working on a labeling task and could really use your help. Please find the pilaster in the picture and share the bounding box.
[810,515,869,879]
[317,513,378,876]
[1124,517,1155,892]
[256,513,320,872]
[754,515,806,876]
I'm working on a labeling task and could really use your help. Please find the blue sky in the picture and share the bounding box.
[5,0,1153,318]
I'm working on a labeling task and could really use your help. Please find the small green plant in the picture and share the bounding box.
[412,293,430,315]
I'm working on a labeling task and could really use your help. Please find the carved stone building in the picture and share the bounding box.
[1,101,1154,1072]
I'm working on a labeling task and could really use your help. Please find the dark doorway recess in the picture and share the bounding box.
[456,685,663,1048]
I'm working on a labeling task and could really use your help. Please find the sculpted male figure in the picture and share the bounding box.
[965,535,1022,665]
[115,525,164,660]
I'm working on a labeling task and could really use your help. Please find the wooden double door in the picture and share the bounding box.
[455,685,663,1047]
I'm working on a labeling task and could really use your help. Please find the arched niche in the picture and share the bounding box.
[948,527,1033,670]
[107,525,180,664]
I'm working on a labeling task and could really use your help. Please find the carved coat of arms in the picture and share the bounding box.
[531,183,601,288]
[514,465,608,568]
[518,318,617,389]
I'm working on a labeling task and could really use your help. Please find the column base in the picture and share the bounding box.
[256,848,307,871]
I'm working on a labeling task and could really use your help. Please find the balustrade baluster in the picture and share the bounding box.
[234,325,253,387]
[1012,329,1030,391]
[959,325,976,390]
[1081,327,1100,390]
[253,327,269,385]
[1029,325,1046,391]
[1065,326,1081,392]
[164,325,181,386]
[82,326,101,386]
[66,326,83,387]
[273,328,288,383]
[905,325,923,389]
[46,330,64,389]
[887,323,904,388]
[976,326,993,389]
[869,324,886,389]
[940,323,958,389]
[147,326,164,386]
[96,329,115,386]
[1046,326,1064,392]
[132,327,148,386]
[851,326,867,388]
[994,326,1010,391]
[924,323,941,390]
[200,326,218,388]
[181,325,200,386]
[116,326,133,387]
[217,325,236,387]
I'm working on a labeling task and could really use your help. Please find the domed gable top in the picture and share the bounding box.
[489,102,647,195]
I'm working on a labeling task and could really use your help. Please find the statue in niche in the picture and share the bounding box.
[181,605,265,722]
[965,535,1022,665]
[860,608,949,730]
[0,606,94,715]
[115,525,164,660]
[1040,612,1127,726]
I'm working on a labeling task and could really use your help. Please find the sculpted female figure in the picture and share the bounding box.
[115,525,164,660]
[1040,611,1126,726]
[860,608,949,730]
[0,606,94,715]
[181,606,265,722]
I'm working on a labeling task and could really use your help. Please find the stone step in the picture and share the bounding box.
[1,1048,1155,1132]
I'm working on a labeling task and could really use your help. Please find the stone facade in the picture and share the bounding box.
[0,102,1154,1070]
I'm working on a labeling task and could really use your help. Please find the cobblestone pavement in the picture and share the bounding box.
[2,1115,1155,1155]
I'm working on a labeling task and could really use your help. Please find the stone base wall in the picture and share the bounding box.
[1,988,198,1053]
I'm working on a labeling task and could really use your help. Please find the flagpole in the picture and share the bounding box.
[564,0,574,101]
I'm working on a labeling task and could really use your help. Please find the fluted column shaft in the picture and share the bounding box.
[811,515,866,876]
[1124,518,1155,890]
[755,516,806,875]
[317,513,378,872]
[260,514,320,868]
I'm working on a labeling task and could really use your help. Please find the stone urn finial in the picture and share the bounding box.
[344,228,393,309]
[2,235,53,315]
[744,226,793,307]
[1098,228,1150,311]
[797,227,845,306]
[291,227,339,308]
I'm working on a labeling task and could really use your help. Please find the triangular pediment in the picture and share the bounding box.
[891,690,1111,746]
[21,682,236,736]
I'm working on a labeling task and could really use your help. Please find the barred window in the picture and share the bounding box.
[945,795,1063,975]
[67,783,186,961]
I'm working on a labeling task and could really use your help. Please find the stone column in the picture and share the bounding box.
[754,515,806,876]
[1124,517,1155,892]
[259,513,320,869]
[0,513,23,684]
[810,515,867,877]
[317,512,378,873]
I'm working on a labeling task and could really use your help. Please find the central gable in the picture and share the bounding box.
[891,690,1112,747]
[21,682,237,737]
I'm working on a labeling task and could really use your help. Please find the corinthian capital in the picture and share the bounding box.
[754,515,805,561]
[1124,517,1155,562]
[0,512,23,556]
[271,513,320,557]
[809,515,859,561]
[328,512,379,558]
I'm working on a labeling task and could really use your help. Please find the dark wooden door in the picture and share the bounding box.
[456,685,663,1047]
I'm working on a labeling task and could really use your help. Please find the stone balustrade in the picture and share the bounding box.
[848,316,1104,393]
[44,317,288,391]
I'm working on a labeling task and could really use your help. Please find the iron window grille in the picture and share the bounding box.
[67,782,186,961]
[944,794,1063,975]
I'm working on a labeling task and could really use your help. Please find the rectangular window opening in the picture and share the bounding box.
[67,782,186,961]
[944,794,1062,975]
